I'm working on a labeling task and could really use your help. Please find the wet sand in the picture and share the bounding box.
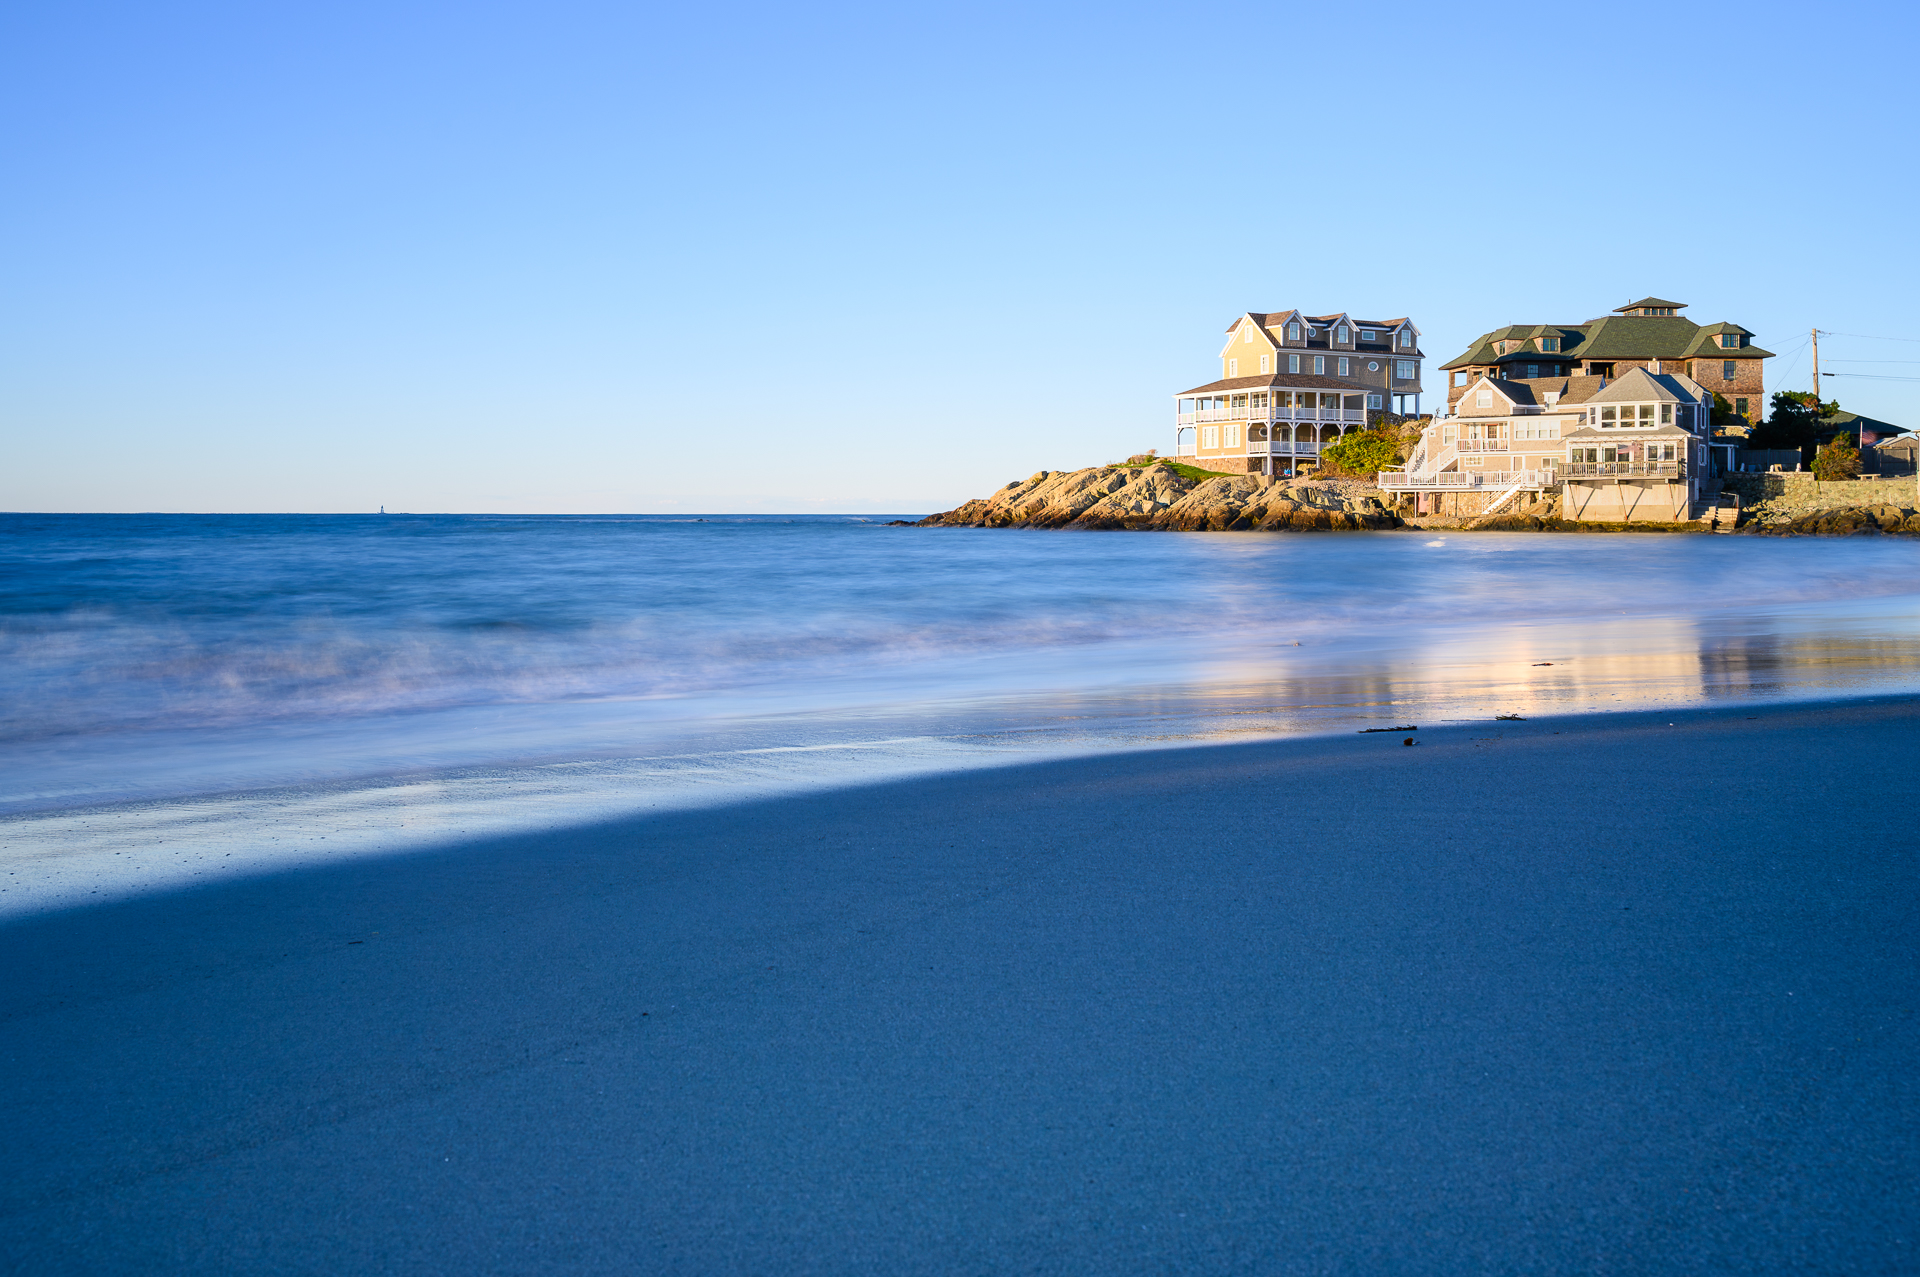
[3,698,1918,1273]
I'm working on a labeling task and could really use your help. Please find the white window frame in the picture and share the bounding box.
[1201,426,1218,449]
[1397,360,1416,379]
[1336,325,1349,344]
[1287,354,1300,374]
[1476,390,1492,408]
[1243,326,1255,344]
[1259,354,1270,374]
[1228,358,1238,376]
[1361,330,1374,341]
[1286,322,1300,341]
[1367,393,1382,409]
[1224,424,1240,448]
[1338,357,1349,376]
[1313,356,1325,375]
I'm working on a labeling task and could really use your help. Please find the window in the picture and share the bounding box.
[1243,326,1255,344]
[1541,337,1559,352]
[1336,325,1349,344]
[1638,405,1655,423]
[1286,323,1300,341]
[1719,334,1738,349]
[1338,357,1350,376]
[1526,364,1539,379]
[1400,330,1413,348]
[1287,354,1300,373]
[1314,356,1325,375]
[1228,358,1238,376]
[1260,354,1270,374]
[1368,361,1380,372]
[1722,361,1737,381]
[1201,426,1218,449]
[1734,397,1749,418]
[1361,330,1375,341]
[1660,403,1672,424]
[1224,424,1240,447]
[1396,360,1416,379]
[1367,393,1382,409]
[1452,371,1467,387]
[1477,390,1492,408]
[1600,406,1617,426]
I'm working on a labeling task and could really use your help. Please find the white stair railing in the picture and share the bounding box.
[1477,477,1531,520]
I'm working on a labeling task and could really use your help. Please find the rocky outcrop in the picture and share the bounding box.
[917,465,1401,532]
[1738,504,1920,536]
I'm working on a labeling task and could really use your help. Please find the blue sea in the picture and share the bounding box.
[6,513,1920,914]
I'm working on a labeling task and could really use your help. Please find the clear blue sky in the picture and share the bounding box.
[4,0,1916,513]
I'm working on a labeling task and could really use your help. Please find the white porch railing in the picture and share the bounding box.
[1247,442,1322,456]
[1178,408,1366,425]
[1562,462,1682,479]
[1377,469,1549,491]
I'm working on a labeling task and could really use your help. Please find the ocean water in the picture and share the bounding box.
[6,513,1920,915]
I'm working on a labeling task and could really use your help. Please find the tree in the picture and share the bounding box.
[1747,391,1841,453]
[1812,434,1861,481]
[1320,429,1402,480]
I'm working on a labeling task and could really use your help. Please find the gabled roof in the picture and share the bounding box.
[1823,408,1905,436]
[1585,368,1704,404]
[1442,313,1775,369]
[1453,377,1538,415]
[1176,373,1372,396]
[1616,297,1687,312]
[1468,374,1612,406]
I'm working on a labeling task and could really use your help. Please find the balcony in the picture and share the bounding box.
[1178,407,1366,426]
[1377,469,1549,491]
[1453,439,1510,452]
[1246,441,1322,456]
[1561,462,1681,479]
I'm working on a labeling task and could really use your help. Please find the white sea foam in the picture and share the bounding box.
[5,517,1920,918]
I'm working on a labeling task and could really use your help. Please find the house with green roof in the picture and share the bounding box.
[1440,297,1773,425]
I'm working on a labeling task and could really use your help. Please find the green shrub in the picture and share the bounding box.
[1320,430,1401,479]
[1812,435,1861,481]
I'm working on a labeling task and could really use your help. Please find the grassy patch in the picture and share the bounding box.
[1109,459,1238,482]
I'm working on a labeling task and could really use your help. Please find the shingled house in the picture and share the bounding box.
[1173,310,1423,475]
[1441,297,1773,425]
[1379,367,1715,522]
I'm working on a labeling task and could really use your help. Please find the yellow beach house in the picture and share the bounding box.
[1174,311,1424,476]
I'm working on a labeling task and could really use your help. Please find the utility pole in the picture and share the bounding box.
[1811,327,1821,402]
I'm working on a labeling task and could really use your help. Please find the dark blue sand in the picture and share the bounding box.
[3,700,1917,1273]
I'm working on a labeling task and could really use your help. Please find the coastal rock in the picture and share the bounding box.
[1739,503,1920,536]
[917,465,1400,532]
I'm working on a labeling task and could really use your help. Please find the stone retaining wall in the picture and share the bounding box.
[1721,473,1920,507]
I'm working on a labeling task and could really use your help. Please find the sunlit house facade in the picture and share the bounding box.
[1173,310,1424,476]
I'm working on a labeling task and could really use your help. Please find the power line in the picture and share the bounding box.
[1824,358,1920,364]
[1821,372,1920,382]
[1819,330,1920,344]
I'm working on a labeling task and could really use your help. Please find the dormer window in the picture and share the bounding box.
[1360,330,1375,341]
[1719,333,1739,348]
[1336,325,1349,344]
[1400,330,1413,348]
[1540,337,1559,352]
[1286,322,1300,341]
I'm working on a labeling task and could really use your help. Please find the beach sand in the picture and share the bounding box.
[3,698,1917,1273]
